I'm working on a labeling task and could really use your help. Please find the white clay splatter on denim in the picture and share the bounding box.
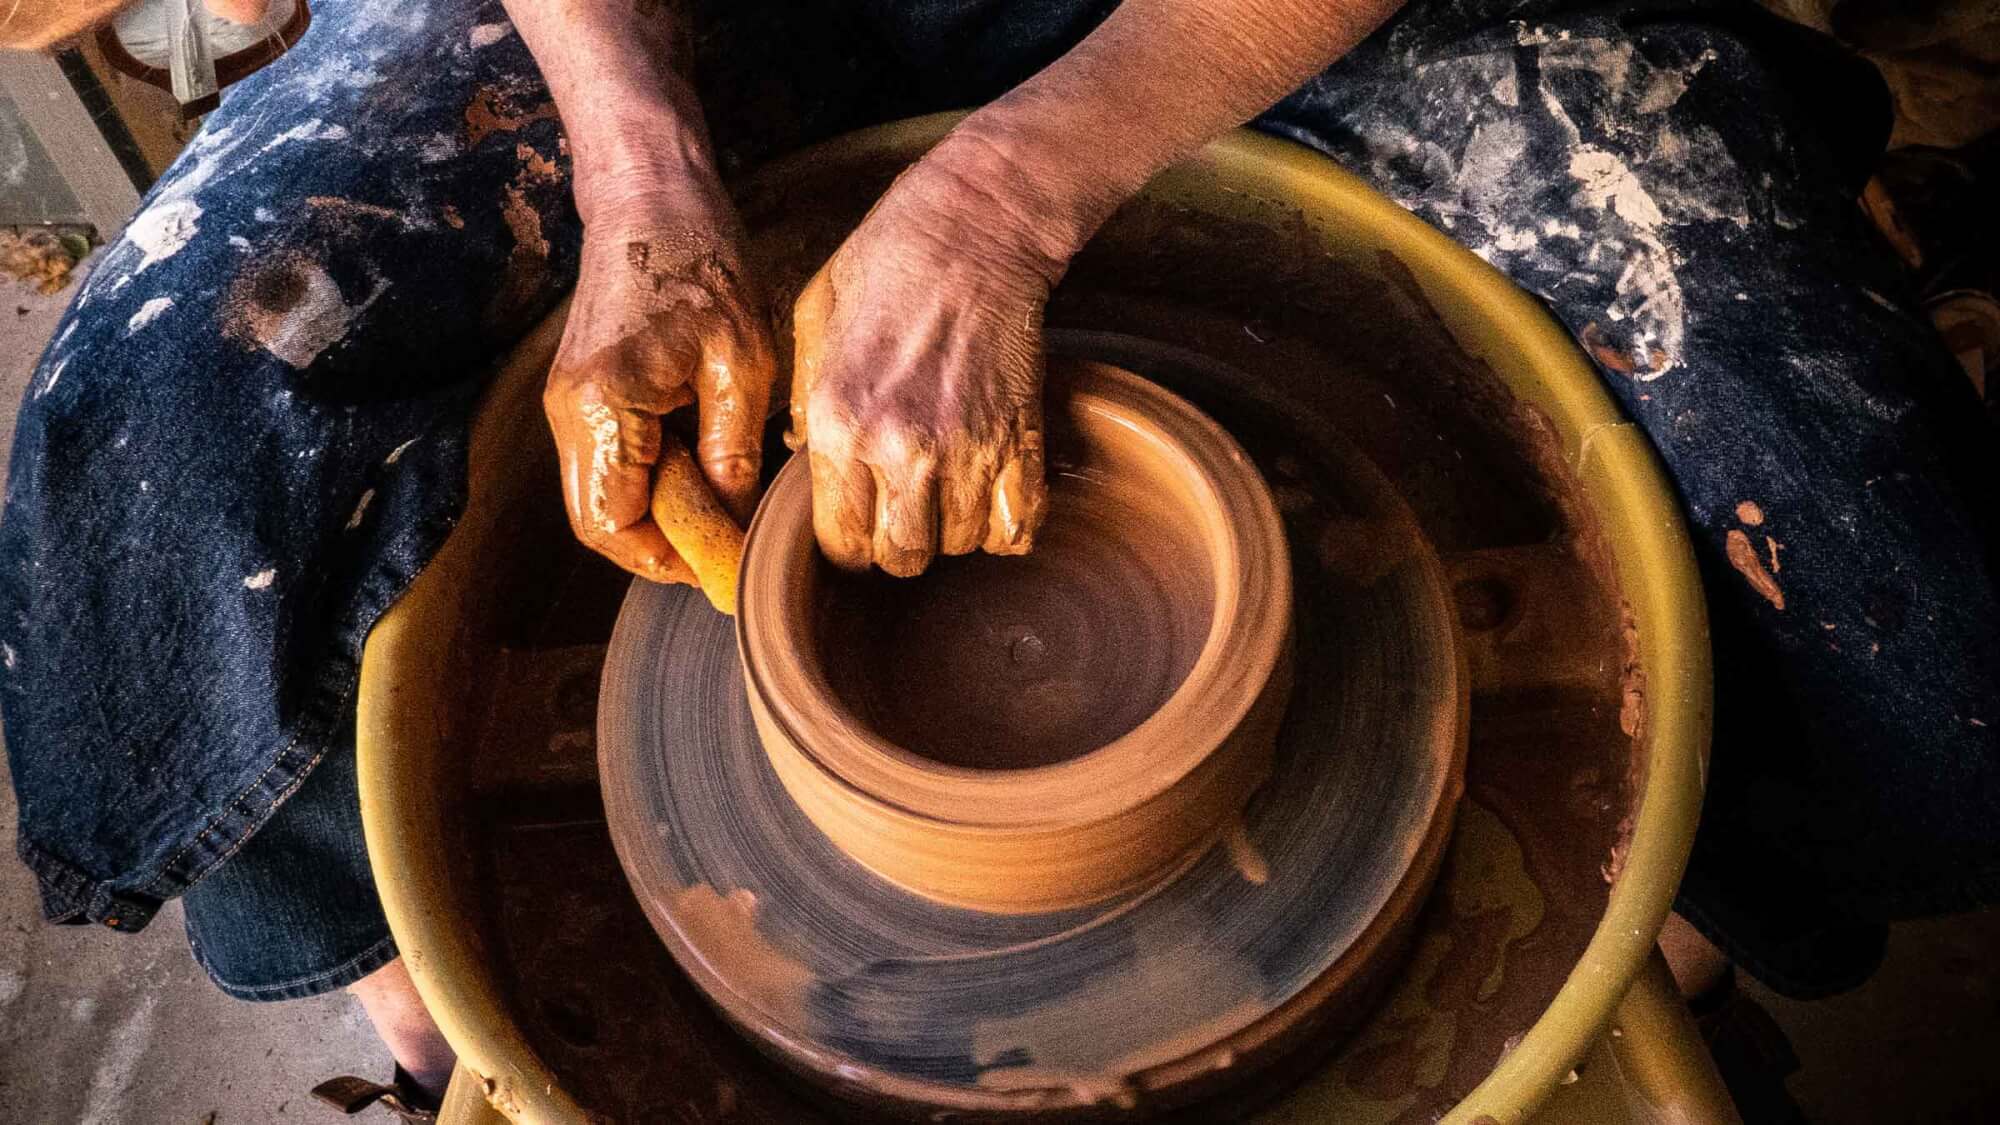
[254,119,350,159]
[469,21,513,49]
[1323,25,1768,379]
[239,263,385,368]
[126,298,174,336]
[125,201,202,273]
[35,358,66,400]
[243,569,276,591]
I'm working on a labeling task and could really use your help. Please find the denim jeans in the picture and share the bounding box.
[182,716,396,1000]
[3,0,1995,999]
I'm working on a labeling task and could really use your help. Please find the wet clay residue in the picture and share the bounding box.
[463,81,560,146]
[1725,527,1785,610]
[668,885,814,1031]
[967,903,1267,1107]
[304,196,404,226]
[1339,803,1544,1102]
[1224,820,1270,885]
[501,187,550,259]
[972,999,1265,1110]
[1735,500,1765,526]
[488,142,566,330]
[815,436,1215,771]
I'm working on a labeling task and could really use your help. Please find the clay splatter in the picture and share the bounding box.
[669,885,813,1029]
[305,196,406,225]
[224,251,384,369]
[243,569,276,590]
[1725,528,1785,610]
[1224,820,1271,885]
[464,82,559,146]
[346,489,376,531]
[254,119,348,159]
[34,357,65,400]
[125,201,202,273]
[1735,500,1764,526]
[515,143,561,185]
[500,141,564,257]
[468,21,512,49]
[125,297,174,335]
[969,905,1265,1106]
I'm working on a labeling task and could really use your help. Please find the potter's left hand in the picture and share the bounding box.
[789,137,1094,577]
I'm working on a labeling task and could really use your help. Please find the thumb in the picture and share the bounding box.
[787,267,834,453]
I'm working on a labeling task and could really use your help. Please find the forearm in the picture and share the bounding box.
[937,0,1406,263]
[499,0,718,223]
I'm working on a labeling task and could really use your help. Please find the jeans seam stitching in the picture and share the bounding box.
[196,930,397,998]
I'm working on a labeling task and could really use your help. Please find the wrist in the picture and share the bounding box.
[914,117,1137,280]
[571,106,729,229]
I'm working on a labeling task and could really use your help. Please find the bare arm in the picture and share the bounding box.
[956,0,1405,262]
[504,0,773,604]
[793,0,1405,574]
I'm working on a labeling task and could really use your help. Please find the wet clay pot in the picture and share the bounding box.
[736,359,1294,913]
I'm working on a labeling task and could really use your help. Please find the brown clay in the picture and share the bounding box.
[737,359,1293,912]
[1725,527,1785,610]
[812,414,1214,770]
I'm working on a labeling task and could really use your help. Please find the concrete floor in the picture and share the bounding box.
[0,261,1995,1124]
[0,262,389,1125]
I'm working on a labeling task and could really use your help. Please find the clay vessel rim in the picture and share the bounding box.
[737,361,1292,829]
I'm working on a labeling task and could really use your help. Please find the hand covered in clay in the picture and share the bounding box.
[546,189,774,609]
[790,153,1068,577]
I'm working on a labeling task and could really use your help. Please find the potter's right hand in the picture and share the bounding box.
[789,135,1103,578]
[545,188,775,590]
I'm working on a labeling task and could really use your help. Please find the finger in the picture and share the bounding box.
[787,269,834,454]
[872,460,939,578]
[695,323,774,526]
[614,406,661,467]
[652,434,746,614]
[985,428,1048,556]
[591,519,698,587]
[550,393,655,541]
[937,456,993,557]
[810,450,875,572]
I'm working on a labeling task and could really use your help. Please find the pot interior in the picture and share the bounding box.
[807,383,1223,771]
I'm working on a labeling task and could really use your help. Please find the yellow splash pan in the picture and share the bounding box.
[358,115,1719,1124]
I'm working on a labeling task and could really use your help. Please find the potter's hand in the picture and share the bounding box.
[545,191,774,593]
[504,0,771,610]
[781,0,1406,575]
[789,144,1085,577]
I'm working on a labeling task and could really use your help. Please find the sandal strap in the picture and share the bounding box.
[310,1074,439,1123]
